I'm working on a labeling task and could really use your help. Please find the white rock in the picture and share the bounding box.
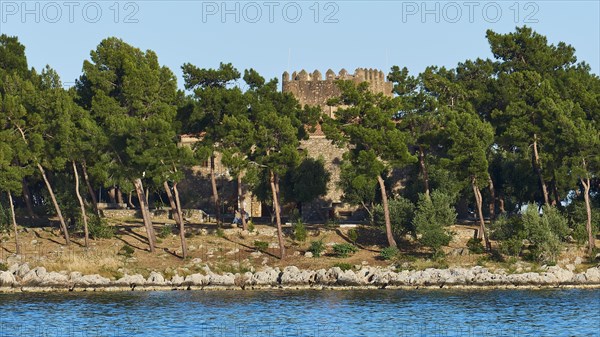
[304,252,313,258]
[0,271,16,286]
[147,271,166,285]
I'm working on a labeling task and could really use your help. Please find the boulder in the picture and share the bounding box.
[250,267,280,286]
[72,274,111,286]
[280,266,313,285]
[21,267,48,285]
[0,271,16,286]
[147,272,166,285]
[207,272,235,286]
[171,275,185,285]
[184,273,207,286]
[115,274,146,286]
[584,266,600,283]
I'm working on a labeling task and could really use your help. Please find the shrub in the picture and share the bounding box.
[373,196,415,236]
[332,262,353,271]
[118,244,134,258]
[541,205,569,240]
[521,204,562,263]
[158,224,174,239]
[467,238,485,254]
[293,221,307,242]
[413,191,455,252]
[247,222,255,233]
[216,227,225,238]
[84,214,115,239]
[332,243,358,258]
[308,240,326,257]
[0,262,7,271]
[380,246,399,260]
[347,228,358,244]
[254,240,269,252]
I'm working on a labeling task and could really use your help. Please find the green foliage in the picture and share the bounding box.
[566,200,600,234]
[293,220,307,242]
[86,214,114,239]
[413,191,455,252]
[215,227,225,238]
[380,246,399,260]
[332,262,353,271]
[521,205,563,263]
[347,228,358,244]
[373,196,415,236]
[467,238,485,254]
[308,240,326,257]
[118,244,134,258]
[332,243,358,258]
[158,224,174,239]
[282,157,330,204]
[247,222,255,233]
[0,262,7,271]
[253,240,268,252]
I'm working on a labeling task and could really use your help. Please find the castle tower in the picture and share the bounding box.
[282,68,394,216]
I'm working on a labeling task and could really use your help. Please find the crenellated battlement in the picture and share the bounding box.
[282,68,393,108]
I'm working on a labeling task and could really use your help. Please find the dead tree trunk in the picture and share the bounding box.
[237,173,247,231]
[532,135,550,206]
[581,175,596,256]
[210,155,221,225]
[270,170,286,259]
[8,191,20,255]
[472,177,491,251]
[488,176,496,220]
[377,174,398,248]
[418,145,430,198]
[73,161,89,247]
[133,178,155,252]
[173,182,188,259]
[21,178,35,218]
[81,161,99,215]
[37,163,70,246]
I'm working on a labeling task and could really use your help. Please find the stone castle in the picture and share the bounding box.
[285,68,393,220]
[181,68,394,220]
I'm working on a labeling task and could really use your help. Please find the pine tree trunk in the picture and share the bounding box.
[472,177,491,250]
[73,161,90,247]
[418,145,430,198]
[8,191,20,255]
[488,176,496,220]
[238,173,247,231]
[81,161,99,215]
[128,191,135,209]
[133,178,155,252]
[377,174,397,248]
[108,187,116,203]
[499,196,506,213]
[532,135,550,206]
[21,178,35,219]
[116,188,124,205]
[163,181,182,225]
[210,155,221,224]
[581,177,595,256]
[173,183,188,259]
[270,171,285,259]
[37,163,70,246]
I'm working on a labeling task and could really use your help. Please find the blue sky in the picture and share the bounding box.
[1,1,598,90]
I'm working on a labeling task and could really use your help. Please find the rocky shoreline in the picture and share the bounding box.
[1,263,600,293]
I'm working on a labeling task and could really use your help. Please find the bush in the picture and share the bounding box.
[308,240,326,257]
[118,244,134,258]
[373,196,415,236]
[158,224,174,239]
[332,262,353,271]
[332,243,358,258]
[490,214,523,241]
[467,238,485,254]
[83,214,114,239]
[413,191,455,252]
[541,205,569,240]
[347,228,358,244]
[293,221,307,242]
[247,222,255,233]
[380,246,399,260]
[216,227,225,238]
[521,204,562,263]
[0,262,7,271]
[254,240,269,252]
